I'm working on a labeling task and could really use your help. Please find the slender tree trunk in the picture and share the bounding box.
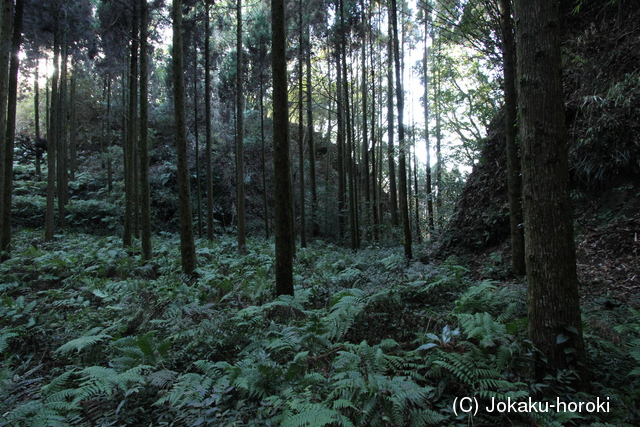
[69,62,77,181]
[172,0,197,274]
[1,0,23,256]
[194,48,202,238]
[0,0,12,253]
[370,53,379,241]
[298,0,306,248]
[335,48,346,240]
[34,64,41,177]
[514,0,587,386]
[324,60,333,238]
[124,2,139,247]
[434,35,442,225]
[412,132,420,242]
[139,0,152,260]
[272,0,294,295]
[260,56,269,239]
[45,64,49,139]
[386,19,398,228]
[391,0,411,259]
[44,32,60,242]
[361,0,370,239]
[341,0,357,250]
[306,26,318,238]
[57,38,68,228]
[106,77,112,193]
[423,18,434,231]
[236,0,246,253]
[205,2,214,241]
[500,0,525,275]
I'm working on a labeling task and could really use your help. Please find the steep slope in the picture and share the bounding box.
[438,0,640,305]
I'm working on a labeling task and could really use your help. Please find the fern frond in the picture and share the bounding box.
[282,401,354,427]
[409,408,447,426]
[55,328,111,355]
[0,331,19,353]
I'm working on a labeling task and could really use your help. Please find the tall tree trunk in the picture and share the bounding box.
[194,48,202,238]
[124,2,139,247]
[423,16,434,231]
[341,0,357,250]
[139,0,152,260]
[306,25,318,238]
[335,48,346,240]
[0,0,12,253]
[260,53,269,239]
[205,2,214,241]
[44,32,60,242]
[172,0,197,274]
[57,38,68,228]
[272,0,294,295]
[434,35,442,225]
[324,60,333,237]
[500,0,525,275]
[412,132,420,242]
[370,50,379,241]
[298,0,306,248]
[106,77,112,193]
[514,0,587,386]
[1,0,23,256]
[390,0,411,259]
[236,0,246,253]
[69,62,77,181]
[386,19,398,228]
[34,64,41,177]
[45,64,49,140]
[361,0,370,238]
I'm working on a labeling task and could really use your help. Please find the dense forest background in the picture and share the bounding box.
[0,0,639,425]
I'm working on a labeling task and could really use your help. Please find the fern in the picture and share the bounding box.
[54,327,112,355]
[456,312,509,347]
[281,401,354,427]
[324,289,366,342]
[0,330,19,353]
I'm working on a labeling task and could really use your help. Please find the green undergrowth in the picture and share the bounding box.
[1,232,638,426]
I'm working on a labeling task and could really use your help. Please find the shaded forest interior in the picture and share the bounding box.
[1,0,639,425]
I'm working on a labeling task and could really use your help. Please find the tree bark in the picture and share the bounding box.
[306,25,318,238]
[34,64,41,177]
[205,1,214,241]
[298,0,306,248]
[342,2,357,251]
[335,48,346,240]
[106,77,112,193]
[172,0,197,274]
[386,18,398,228]
[124,1,139,247]
[45,31,60,242]
[193,48,202,238]
[272,0,294,295]
[260,53,269,240]
[236,0,246,253]
[423,17,434,231]
[390,0,411,259]
[500,0,525,275]
[361,0,370,238]
[0,0,13,253]
[69,63,77,181]
[0,0,23,256]
[57,38,68,228]
[514,0,587,385]
[139,0,152,260]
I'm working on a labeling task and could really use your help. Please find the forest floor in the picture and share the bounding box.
[1,217,639,426]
